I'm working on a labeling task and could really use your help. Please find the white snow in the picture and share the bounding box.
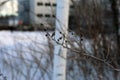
[0,31,51,80]
[0,31,116,80]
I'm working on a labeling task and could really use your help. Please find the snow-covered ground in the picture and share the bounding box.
[0,31,52,80]
[0,30,92,80]
[0,31,48,47]
[0,31,118,80]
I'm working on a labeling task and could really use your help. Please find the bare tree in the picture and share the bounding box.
[0,0,120,80]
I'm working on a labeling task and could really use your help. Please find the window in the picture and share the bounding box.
[45,3,51,6]
[37,2,43,6]
[52,15,56,18]
[70,5,75,8]
[45,14,51,17]
[52,3,56,6]
[40,23,44,26]
[37,14,43,17]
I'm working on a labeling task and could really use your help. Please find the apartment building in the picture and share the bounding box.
[30,0,55,27]
[29,0,74,28]
[29,0,120,30]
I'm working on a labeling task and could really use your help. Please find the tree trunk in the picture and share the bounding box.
[53,0,70,80]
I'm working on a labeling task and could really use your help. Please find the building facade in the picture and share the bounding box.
[30,0,56,27]
[29,0,74,28]
[29,0,120,30]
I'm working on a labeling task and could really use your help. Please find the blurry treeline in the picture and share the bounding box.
[67,0,120,80]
